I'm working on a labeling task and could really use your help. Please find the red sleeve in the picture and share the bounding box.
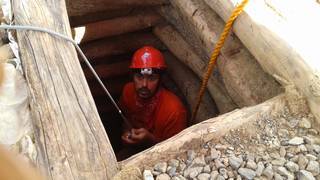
[155,109,187,142]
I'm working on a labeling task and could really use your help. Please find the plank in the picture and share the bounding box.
[13,0,118,179]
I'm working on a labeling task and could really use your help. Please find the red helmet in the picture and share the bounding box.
[130,46,167,69]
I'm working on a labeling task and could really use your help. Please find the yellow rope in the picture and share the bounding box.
[191,0,249,121]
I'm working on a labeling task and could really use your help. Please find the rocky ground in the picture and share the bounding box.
[143,106,320,180]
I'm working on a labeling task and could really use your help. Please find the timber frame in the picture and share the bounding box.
[11,0,320,179]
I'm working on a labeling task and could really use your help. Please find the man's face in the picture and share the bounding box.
[133,72,161,99]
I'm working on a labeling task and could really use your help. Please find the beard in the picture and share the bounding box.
[137,87,152,99]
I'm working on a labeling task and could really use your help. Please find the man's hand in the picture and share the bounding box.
[121,128,155,145]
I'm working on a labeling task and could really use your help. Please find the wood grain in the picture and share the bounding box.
[13,0,118,179]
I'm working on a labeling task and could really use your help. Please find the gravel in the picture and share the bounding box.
[143,111,320,180]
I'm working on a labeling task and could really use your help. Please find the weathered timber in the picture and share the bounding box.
[81,32,165,60]
[70,8,133,27]
[13,0,118,179]
[66,0,168,17]
[79,11,163,43]
[164,52,218,125]
[120,94,286,169]
[204,0,320,122]
[154,24,237,113]
[83,60,130,80]
[169,0,282,107]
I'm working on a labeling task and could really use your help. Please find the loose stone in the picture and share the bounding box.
[216,175,225,180]
[297,170,315,180]
[262,165,274,179]
[271,158,286,166]
[276,166,294,180]
[166,166,176,177]
[203,165,211,173]
[285,161,299,172]
[168,159,180,168]
[255,162,264,176]
[274,173,284,180]
[246,159,257,170]
[187,150,196,161]
[238,168,256,180]
[211,148,221,160]
[215,159,225,169]
[197,173,211,180]
[279,147,286,157]
[143,170,154,180]
[154,162,167,173]
[191,155,206,167]
[210,171,219,180]
[156,173,170,180]
[306,154,317,161]
[229,156,243,170]
[288,137,304,145]
[219,168,228,179]
[298,155,309,170]
[306,160,320,176]
[299,118,312,129]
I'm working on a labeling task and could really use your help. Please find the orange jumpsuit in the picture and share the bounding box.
[119,82,187,142]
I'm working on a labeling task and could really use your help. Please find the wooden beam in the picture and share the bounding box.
[83,60,130,80]
[154,24,237,113]
[167,0,282,107]
[66,0,168,17]
[78,11,163,43]
[69,8,133,27]
[81,32,165,60]
[204,0,320,122]
[164,52,218,125]
[13,0,118,179]
[120,94,287,169]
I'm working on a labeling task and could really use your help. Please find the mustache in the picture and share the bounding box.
[137,88,151,93]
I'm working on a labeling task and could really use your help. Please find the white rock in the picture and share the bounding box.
[306,160,320,176]
[168,159,180,168]
[211,148,221,160]
[229,156,243,170]
[262,165,274,179]
[288,137,304,145]
[271,158,286,166]
[299,118,312,129]
[285,161,299,172]
[154,162,167,173]
[203,165,211,173]
[156,174,170,180]
[279,147,286,157]
[210,170,219,180]
[143,170,154,180]
[297,170,315,180]
[274,173,284,180]
[246,159,257,170]
[191,155,206,167]
[238,168,256,180]
[197,173,211,180]
[298,155,309,170]
[276,167,294,180]
[255,162,264,176]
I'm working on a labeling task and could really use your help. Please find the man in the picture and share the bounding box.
[118,46,187,158]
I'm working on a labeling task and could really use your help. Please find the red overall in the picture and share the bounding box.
[119,82,187,142]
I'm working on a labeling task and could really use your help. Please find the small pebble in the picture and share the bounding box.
[238,168,256,180]
[288,137,304,145]
[297,170,315,180]
[156,173,170,180]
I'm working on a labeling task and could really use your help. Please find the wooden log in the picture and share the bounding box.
[120,94,287,168]
[83,60,130,80]
[69,8,133,27]
[154,24,237,113]
[204,0,320,122]
[78,11,163,43]
[13,0,118,179]
[164,52,218,125]
[168,0,282,107]
[66,0,168,17]
[81,32,165,60]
